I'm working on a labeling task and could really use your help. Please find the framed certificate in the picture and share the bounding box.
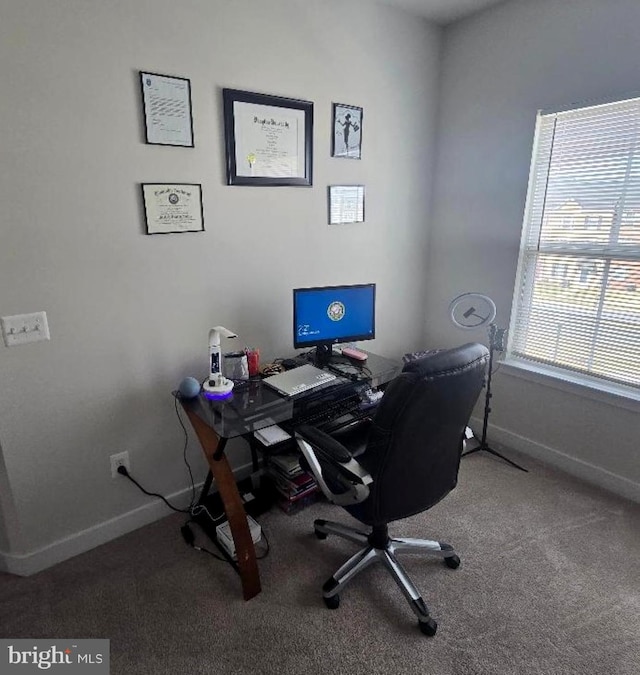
[223,88,313,186]
[141,184,204,234]
[328,185,365,224]
[140,72,194,147]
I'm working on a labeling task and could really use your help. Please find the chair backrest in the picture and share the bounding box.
[346,342,489,526]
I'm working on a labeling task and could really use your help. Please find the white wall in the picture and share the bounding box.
[0,0,441,571]
[428,0,640,499]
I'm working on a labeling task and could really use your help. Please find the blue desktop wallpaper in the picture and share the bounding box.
[294,285,375,346]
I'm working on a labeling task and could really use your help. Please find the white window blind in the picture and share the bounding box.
[508,97,640,392]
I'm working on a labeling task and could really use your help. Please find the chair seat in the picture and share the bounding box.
[330,418,372,457]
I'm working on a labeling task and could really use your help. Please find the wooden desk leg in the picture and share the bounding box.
[183,405,261,601]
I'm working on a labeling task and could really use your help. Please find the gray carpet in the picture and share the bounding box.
[2,451,639,674]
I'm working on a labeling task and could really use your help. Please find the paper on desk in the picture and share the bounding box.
[254,424,292,446]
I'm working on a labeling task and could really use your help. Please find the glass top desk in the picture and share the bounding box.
[177,351,401,601]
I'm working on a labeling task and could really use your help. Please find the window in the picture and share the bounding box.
[508,96,640,393]
[584,215,603,228]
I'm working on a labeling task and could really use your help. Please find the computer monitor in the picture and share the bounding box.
[293,283,376,365]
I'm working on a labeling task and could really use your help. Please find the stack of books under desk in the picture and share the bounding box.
[264,452,320,514]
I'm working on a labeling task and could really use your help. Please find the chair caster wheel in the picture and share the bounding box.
[314,529,328,540]
[419,618,438,636]
[444,554,460,569]
[323,594,340,609]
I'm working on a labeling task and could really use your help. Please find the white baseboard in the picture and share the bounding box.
[4,425,637,577]
[0,461,253,576]
[470,416,640,504]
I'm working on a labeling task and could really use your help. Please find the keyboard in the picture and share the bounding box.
[288,393,368,433]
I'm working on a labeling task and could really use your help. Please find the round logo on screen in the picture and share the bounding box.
[327,301,345,322]
[168,193,179,205]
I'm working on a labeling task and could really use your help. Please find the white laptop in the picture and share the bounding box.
[263,364,337,397]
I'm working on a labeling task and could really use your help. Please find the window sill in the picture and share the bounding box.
[499,357,640,413]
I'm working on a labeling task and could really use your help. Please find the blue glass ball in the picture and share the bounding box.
[178,376,201,399]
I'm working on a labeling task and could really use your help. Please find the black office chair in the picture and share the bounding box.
[295,342,489,636]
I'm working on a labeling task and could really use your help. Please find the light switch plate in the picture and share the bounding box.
[1,312,50,347]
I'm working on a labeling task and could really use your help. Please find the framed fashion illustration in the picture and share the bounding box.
[331,103,362,159]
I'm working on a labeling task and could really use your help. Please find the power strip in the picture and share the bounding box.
[216,516,262,560]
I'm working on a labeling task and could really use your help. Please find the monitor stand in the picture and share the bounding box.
[313,344,333,368]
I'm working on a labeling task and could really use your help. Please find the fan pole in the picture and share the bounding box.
[462,324,528,472]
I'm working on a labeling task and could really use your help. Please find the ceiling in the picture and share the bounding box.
[371,0,507,25]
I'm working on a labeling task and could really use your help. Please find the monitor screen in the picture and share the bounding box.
[293,283,376,351]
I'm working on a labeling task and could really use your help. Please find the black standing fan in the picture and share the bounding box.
[449,293,527,472]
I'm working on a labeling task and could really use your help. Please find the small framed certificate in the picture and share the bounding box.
[140,71,194,147]
[328,185,365,224]
[141,184,204,234]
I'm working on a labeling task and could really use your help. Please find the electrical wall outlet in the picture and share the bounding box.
[110,451,130,478]
[1,311,50,347]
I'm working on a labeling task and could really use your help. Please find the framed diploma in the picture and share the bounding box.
[141,184,204,234]
[223,88,313,186]
[328,185,365,224]
[140,72,194,147]
[332,103,362,159]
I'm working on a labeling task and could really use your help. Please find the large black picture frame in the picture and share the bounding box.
[223,88,313,186]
